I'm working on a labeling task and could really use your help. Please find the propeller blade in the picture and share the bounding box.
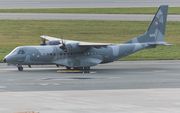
[59,36,67,52]
[40,37,46,45]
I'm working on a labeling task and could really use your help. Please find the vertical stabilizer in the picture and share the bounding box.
[124,5,171,45]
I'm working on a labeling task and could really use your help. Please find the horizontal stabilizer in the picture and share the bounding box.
[148,42,174,46]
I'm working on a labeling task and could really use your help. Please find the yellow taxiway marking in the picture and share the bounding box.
[57,70,82,73]
[0,89,10,92]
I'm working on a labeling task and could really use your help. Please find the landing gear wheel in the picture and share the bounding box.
[84,67,90,70]
[18,67,23,71]
[66,66,71,70]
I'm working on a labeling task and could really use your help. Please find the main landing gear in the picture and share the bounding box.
[66,66,90,70]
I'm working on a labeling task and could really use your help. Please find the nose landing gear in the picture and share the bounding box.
[9,64,24,71]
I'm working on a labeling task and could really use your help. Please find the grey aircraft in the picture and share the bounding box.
[3,5,173,71]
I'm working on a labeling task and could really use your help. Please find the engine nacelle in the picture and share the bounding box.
[65,43,87,52]
[45,40,60,45]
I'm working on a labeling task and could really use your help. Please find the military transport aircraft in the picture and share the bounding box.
[3,5,173,71]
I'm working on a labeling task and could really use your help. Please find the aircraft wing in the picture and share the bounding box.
[79,42,113,47]
[41,35,60,41]
[40,35,76,42]
[41,35,114,47]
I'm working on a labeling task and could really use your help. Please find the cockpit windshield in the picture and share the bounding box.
[10,48,19,55]
[9,47,25,55]
[17,50,25,54]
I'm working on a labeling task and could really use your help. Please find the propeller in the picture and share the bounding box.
[59,36,67,52]
[40,38,46,45]
[40,35,47,46]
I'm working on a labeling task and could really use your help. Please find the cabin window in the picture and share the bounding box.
[54,53,56,56]
[50,53,52,56]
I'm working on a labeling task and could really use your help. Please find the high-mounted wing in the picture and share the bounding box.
[41,35,114,48]
[40,35,80,46]
[41,35,60,41]
[40,35,75,42]
[79,42,113,48]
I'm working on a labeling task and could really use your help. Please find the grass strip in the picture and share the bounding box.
[0,7,180,14]
[0,20,179,62]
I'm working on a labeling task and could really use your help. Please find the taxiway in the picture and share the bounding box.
[0,60,180,113]
[0,60,180,92]
[0,13,180,21]
[0,0,180,9]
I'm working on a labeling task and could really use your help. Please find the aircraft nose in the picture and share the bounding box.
[3,58,6,63]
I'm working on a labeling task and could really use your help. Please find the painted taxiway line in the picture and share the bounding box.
[0,89,10,92]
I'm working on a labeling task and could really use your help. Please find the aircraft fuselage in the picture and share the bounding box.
[4,43,148,68]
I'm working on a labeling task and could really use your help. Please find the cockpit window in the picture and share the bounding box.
[18,50,21,54]
[9,47,26,55]
[21,50,25,54]
[18,50,25,54]
[10,48,19,55]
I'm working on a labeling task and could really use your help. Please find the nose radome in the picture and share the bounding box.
[3,58,6,63]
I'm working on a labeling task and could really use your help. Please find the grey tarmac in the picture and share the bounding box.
[0,0,180,9]
[1,13,180,21]
[0,60,180,92]
[0,60,180,113]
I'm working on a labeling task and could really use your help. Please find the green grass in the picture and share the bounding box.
[0,7,180,14]
[0,20,179,62]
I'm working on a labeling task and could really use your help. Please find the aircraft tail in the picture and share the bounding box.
[124,5,173,46]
